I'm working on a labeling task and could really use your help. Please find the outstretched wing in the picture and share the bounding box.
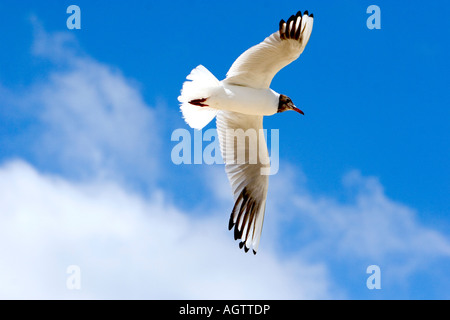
[216,111,270,254]
[224,11,314,89]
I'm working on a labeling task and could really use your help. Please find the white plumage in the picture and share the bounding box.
[178,65,219,130]
[178,11,314,254]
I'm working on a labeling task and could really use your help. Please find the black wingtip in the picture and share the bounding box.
[280,11,314,42]
[239,241,244,249]
[286,14,295,28]
[244,246,249,253]
[228,215,234,231]
[253,249,257,255]
[286,15,296,39]
[234,226,240,240]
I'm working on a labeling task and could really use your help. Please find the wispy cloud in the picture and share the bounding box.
[0,160,335,299]
[268,168,450,264]
[7,22,160,187]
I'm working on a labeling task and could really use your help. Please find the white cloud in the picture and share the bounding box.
[266,168,450,277]
[22,23,159,186]
[0,160,334,299]
[37,58,157,182]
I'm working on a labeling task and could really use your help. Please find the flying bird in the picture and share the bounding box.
[178,11,314,254]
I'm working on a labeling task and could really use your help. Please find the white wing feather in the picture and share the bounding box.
[216,111,269,254]
[224,11,314,89]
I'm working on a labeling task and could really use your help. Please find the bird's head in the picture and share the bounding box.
[277,94,304,115]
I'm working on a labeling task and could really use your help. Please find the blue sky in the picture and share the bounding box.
[0,0,449,299]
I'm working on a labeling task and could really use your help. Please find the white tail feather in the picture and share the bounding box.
[178,65,220,130]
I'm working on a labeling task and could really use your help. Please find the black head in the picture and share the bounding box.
[277,94,304,115]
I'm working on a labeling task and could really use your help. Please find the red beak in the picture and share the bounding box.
[292,106,304,115]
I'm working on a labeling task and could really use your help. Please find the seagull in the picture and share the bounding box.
[178,11,314,254]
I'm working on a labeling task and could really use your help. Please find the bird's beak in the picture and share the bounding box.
[291,106,304,115]
[289,102,304,115]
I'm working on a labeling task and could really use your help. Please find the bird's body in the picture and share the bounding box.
[207,83,280,116]
[178,11,314,254]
